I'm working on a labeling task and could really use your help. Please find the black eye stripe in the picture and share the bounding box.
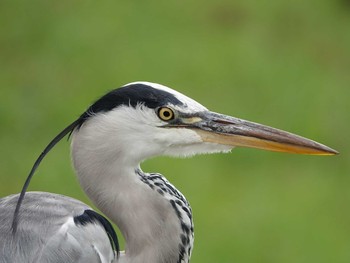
[78,83,184,126]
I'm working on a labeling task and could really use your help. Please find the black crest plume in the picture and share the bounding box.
[11,120,81,233]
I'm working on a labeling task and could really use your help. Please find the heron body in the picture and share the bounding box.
[0,82,337,263]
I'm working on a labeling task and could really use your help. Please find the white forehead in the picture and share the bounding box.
[124,81,208,113]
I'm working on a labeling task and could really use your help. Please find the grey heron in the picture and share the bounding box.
[0,82,337,263]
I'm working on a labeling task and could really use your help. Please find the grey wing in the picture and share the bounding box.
[0,192,118,263]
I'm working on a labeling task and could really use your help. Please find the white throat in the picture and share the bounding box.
[71,112,194,263]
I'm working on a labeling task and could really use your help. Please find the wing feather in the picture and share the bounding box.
[0,192,117,263]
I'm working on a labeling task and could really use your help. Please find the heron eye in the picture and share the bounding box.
[158,107,175,121]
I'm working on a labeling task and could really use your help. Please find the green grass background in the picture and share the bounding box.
[0,1,349,262]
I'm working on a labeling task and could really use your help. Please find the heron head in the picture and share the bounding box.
[72,82,337,165]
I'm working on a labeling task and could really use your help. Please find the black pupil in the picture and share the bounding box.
[163,110,171,117]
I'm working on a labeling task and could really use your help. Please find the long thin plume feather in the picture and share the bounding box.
[11,119,81,233]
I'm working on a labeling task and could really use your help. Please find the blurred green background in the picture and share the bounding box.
[0,1,349,262]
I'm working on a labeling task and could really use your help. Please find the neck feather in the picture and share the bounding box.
[71,126,193,263]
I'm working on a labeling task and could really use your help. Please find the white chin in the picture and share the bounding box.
[164,143,234,158]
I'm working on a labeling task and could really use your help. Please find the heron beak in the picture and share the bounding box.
[176,111,338,155]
